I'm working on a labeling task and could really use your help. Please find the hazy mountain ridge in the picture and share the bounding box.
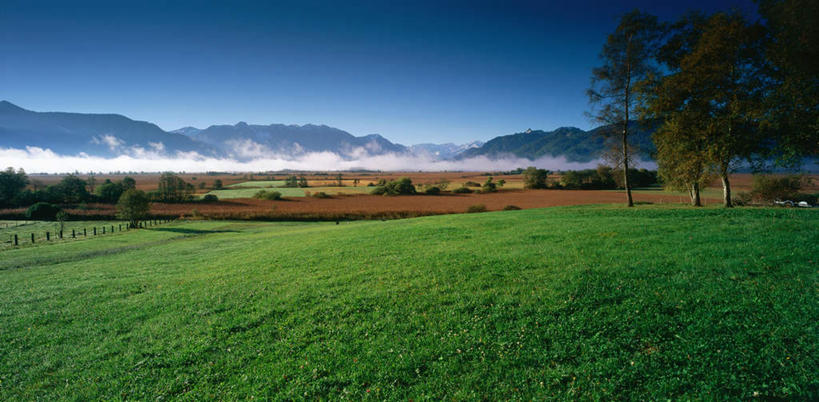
[0,101,656,163]
[459,123,655,162]
[407,141,485,159]
[0,101,217,157]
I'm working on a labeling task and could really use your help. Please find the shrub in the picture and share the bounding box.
[733,192,753,206]
[453,186,473,194]
[482,177,498,193]
[523,167,549,189]
[312,192,332,199]
[467,204,487,213]
[372,177,417,196]
[425,186,441,195]
[26,202,62,220]
[253,190,282,201]
[751,175,804,202]
[201,194,219,203]
[464,181,481,187]
[117,189,150,228]
[503,205,521,210]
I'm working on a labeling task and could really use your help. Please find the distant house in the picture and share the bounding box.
[525,128,533,134]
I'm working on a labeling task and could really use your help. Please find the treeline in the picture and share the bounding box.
[520,166,657,190]
[588,0,817,207]
[0,169,207,208]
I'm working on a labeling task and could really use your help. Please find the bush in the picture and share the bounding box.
[25,202,62,220]
[523,167,550,189]
[467,204,487,213]
[464,181,481,187]
[482,177,498,193]
[312,192,332,199]
[253,190,282,201]
[503,205,521,210]
[453,186,473,194]
[372,177,417,196]
[751,175,804,203]
[733,192,753,206]
[425,186,441,195]
[201,194,219,203]
[117,189,151,228]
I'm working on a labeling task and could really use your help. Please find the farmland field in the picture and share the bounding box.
[1,206,816,399]
[226,180,286,188]
[204,185,373,199]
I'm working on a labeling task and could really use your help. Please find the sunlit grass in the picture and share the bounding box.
[1,206,816,399]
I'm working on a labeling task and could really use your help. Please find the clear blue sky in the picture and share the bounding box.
[1,0,756,144]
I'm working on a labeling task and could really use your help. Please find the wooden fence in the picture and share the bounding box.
[4,219,174,248]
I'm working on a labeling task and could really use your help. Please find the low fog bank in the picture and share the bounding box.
[1,146,636,174]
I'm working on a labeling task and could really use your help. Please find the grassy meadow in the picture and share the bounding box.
[0,206,816,399]
[0,220,129,250]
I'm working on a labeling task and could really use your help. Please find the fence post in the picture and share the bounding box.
[102,226,106,234]
[46,231,50,241]
[83,228,87,236]
[72,229,76,238]
[14,234,18,246]
[111,225,114,233]
[59,230,63,239]
[93,227,97,236]
[31,233,35,243]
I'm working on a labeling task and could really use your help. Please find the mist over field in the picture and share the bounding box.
[2,145,627,173]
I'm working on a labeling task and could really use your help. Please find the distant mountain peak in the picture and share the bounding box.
[0,100,27,113]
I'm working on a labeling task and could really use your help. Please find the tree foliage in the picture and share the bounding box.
[117,189,151,228]
[588,10,663,207]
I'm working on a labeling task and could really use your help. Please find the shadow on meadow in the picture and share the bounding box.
[150,227,237,235]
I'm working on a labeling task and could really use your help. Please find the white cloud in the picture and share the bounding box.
[90,135,125,151]
[0,146,633,174]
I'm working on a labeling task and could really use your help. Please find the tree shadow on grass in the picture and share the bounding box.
[150,227,237,235]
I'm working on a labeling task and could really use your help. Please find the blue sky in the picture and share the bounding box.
[1,0,756,144]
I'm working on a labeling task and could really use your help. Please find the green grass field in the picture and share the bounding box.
[0,206,816,399]
[204,186,373,199]
[227,180,286,188]
[0,220,129,250]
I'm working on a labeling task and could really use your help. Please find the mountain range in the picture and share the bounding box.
[0,101,654,162]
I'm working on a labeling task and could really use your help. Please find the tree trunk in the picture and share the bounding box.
[720,166,732,208]
[622,126,633,207]
[690,182,701,207]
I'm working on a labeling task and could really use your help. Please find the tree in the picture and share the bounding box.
[588,10,663,207]
[669,13,767,207]
[52,175,90,204]
[298,176,308,188]
[371,177,417,195]
[26,202,61,220]
[758,0,819,164]
[336,173,343,187]
[56,211,68,233]
[87,173,96,193]
[212,179,223,190]
[156,173,194,202]
[121,176,136,190]
[653,114,713,205]
[0,167,28,207]
[283,175,298,187]
[482,177,498,193]
[522,167,549,189]
[96,180,125,203]
[117,189,151,228]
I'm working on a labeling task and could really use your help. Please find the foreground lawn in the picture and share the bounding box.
[0,206,816,399]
